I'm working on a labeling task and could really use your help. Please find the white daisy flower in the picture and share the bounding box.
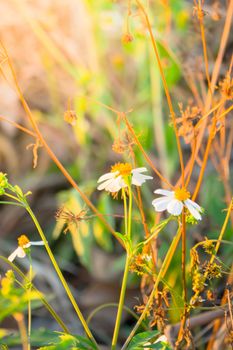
[8,234,45,262]
[97,163,153,192]
[152,187,202,220]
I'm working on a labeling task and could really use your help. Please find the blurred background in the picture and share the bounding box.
[0,0,232,348]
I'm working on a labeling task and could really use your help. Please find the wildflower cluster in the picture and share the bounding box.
[97,162,203,221]
[97,163,153,192]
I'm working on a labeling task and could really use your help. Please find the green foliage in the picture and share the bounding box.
[38,333,98,350]
[127,330,172,349]
[0,329,59,348]
[0,270,41,322]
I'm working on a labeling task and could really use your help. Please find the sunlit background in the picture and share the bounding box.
[0,0,232,348]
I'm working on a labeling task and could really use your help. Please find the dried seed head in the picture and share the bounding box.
[192,269,205,293]
[204,262,222,279]
[122,33,134,44]
[219,74,233,100]
[64,110,77,126]
[203,238,215,254]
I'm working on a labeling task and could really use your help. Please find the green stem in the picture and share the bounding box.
[27,258,32,350]
[143,218,171,246]
[111,254,130,350]
[127,187,133,241]
[121,227,182,350]
[25,205,98,348]
[4,192,22,203]
[0,201,24,207]
[111,184,133,349]
[87,303,148,330]
[122,189,128,235]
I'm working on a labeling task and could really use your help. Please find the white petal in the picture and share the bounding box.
[8,248,19,262]
[131,167,148,174]
[132,173,153,186]
[17,247,27,258]
[167,199,183,216]
[29,241,45,246]
[8,247,26,262]
[185,198,202,211]
[152,197,171,212]
[185,200,202,220]
[154,189,174,197]
[105,177,126,192]
[97,172,117,183]
[97,178,114,191]
[23,242,31,248]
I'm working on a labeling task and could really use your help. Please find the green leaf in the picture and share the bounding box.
[145,342,172,349]
[127,330,160,349]
[38,332,97,350]
[0,329,57,347]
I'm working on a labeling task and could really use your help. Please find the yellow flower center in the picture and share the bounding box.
[111,163,132,177]
[174,187,190,201]
[18,235,30,248]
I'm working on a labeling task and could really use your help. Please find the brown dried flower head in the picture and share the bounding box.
[192,269,205,293]
[190,248,200,271]
[204,262,222,280]
[177,103,201,144]
[219,73,233,100]
[64,110,77,126]
[56,207,89,234]
[122,33,134,44]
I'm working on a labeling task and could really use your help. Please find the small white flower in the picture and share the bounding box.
[97,163,153,192]
[8,235,45,262]
[152,188,202,220]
